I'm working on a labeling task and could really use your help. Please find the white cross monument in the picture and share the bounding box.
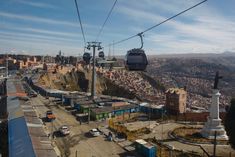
[201,72,228,140]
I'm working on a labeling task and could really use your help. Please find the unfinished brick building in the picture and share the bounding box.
[165,88,187,115]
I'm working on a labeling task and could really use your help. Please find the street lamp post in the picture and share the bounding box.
[148,103,152,130]
[213,131,217,157]
[160,109,164,157]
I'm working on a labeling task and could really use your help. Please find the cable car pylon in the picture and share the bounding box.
[86,42,102,100]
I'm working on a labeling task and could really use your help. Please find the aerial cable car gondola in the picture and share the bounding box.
[83,52,91,64]
[83,46,91,65]
[124,33,148,71]
[98,51,105,58]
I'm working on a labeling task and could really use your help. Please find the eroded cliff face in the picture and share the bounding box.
[38,69,137,99]
[98,75,136,99]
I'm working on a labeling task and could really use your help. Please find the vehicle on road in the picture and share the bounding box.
[46,110,56,122]
[89,128,101,137]
[59,125,70,136]
[18,96,29,101]
[28,92,37,97]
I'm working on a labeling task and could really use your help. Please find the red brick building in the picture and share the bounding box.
[165,88,187,115]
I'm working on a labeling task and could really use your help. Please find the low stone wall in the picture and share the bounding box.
[176,112,226,122]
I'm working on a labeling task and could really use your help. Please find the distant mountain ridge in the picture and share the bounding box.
[148,51,235,58]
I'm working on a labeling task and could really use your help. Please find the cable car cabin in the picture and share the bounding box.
[83,52,91,64]
[98,51,105,58]
[125,48,148,71]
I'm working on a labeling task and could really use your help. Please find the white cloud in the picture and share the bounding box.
[0,24,80,38]
[115,0,235,54]
[1,0,235,55]
[0,12,78,26]
[17,0,58,9]
[0,11,95,29]
[0,37,83,56]
[0,31,81,43]
[117,5,164,23]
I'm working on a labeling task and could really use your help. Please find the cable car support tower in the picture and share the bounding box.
[86,42,102,99]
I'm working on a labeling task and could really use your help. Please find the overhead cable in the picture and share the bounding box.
[74,0,86,46]
[95,0,118,41]
[109,0,208,46]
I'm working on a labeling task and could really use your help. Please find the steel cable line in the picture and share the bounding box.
[95,0,118,41]
[108,0,208,47]
[74,0,86,46]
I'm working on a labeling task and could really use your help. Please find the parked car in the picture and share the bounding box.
[18,96,29,101]
[46,110,56,122]
[28,92,37,97]
[89,128,101,137]
[59,125,70,136]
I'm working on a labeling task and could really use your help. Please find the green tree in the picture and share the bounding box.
[225,98,235,148]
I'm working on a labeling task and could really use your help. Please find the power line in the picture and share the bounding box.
[74,0,86,46]
[142,0,208,34]
[95,0,118,41]
[109,0,208,47]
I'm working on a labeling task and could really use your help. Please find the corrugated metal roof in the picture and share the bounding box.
[8,117,36,157]
[7,80,24,120]
[7,79,57,157]
[7,79,36,157]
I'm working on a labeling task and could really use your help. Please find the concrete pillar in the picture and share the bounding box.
[210,89,220,119]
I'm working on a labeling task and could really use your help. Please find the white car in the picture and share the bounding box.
[89,128,101,137]
[59,125,70,135]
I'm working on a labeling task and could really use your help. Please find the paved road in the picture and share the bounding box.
[31,95,127,157]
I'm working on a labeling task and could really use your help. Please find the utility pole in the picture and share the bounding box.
[213,131,217,157]
[5,53,8,78]
[148,103,151,130]
[86,42,102,100]
[160,110,164,157]
[88,106,90,124]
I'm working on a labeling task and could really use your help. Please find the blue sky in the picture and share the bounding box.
[0,0,235,56]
